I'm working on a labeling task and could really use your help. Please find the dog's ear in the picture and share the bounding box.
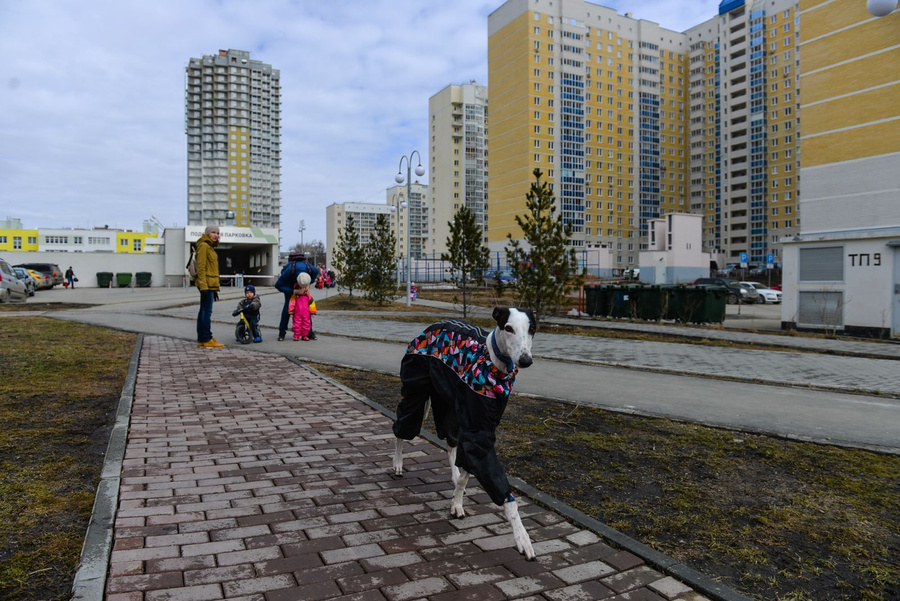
[524,309,537,335]
[492,307,510,327]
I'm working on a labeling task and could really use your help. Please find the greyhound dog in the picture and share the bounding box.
[392,307,537,560]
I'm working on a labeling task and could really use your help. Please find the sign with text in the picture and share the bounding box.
[184,226,278,245]
[740,252,748,268]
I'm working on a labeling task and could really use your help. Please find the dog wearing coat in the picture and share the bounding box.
[392,307,537,560]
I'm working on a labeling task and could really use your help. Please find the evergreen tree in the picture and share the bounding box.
[331,214,365,299]
[505,168,581,321]
[442,205,490,318]
[363,214,398,305]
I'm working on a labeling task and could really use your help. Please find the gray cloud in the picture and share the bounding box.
[0,0,720,246]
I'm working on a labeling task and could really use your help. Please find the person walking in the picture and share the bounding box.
[274,251,319,341]
[195,225,224,348]
[65,266,76,289]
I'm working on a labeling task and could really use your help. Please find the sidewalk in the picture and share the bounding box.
[82,335,740,601]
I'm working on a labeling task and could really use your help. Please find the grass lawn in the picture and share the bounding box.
[309,362,900,601]
[0,318,134,600]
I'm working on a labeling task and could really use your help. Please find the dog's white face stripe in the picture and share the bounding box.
[495,308,535,369]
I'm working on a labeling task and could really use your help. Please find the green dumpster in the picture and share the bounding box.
[701,286,727,324]
[637,285,664,321]
[116,272,133,288]
[683,286,727,323]
[135,272,152,287]
[585,286,613,317]
[610,286,633,318]
[661,285,682,321]
[96,272,114,288]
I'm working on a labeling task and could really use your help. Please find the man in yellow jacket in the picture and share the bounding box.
[196,225,224,347]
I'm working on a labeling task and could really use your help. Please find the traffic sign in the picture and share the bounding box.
[740,252,748,268]
[767,253,775,269]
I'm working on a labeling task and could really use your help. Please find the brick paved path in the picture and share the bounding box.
[105,336,714,601]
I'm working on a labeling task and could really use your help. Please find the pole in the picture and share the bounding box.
[406,164,412,307]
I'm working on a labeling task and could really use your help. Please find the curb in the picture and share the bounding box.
[71,334,142,600]
[299,359,757,601]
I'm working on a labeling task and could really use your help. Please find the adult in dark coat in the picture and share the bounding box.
[274,252,319,341]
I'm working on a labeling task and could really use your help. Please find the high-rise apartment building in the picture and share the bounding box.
[185,49,281,231]
[428,82,489,258]
[685,0,800,265]
[387,183,430,260]
[487,0,800,268]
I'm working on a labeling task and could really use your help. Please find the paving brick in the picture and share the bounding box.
[145,583,224,601]
[605,550,646,571]
[552,560,617,584]
[543,581,616,601]
[430,583,507,601]
[602,566,666,594]
[146,555,216,573]
[381,576,454,601]
[320,542,385,564]
[183,564,255,586]
[107,593,143,601]
[221,574,297,597]
[494,572,566,598]
[402,558,470,580]
[360,551,423,572]
[265,580,343,601]
[605,588,667,601]
[180,539,245,557]
[648,576,694,599]
[107,571,184,593]
[445,565,513,588]
[293,561,366,586]
[338,567,409,594]
[254,553,323,576]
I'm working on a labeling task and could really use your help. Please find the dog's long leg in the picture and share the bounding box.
[393,438,404,476]
[450,465,470,518]
[504,497,536,560]
[448,445,460,488]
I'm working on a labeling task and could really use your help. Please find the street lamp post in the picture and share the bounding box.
[389,194,406,287]
[395,151,425,306]
[298,219,305,250]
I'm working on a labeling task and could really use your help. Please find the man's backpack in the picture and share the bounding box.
[186,244,197,281]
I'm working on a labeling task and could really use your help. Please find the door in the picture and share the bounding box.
[893,248,900,338]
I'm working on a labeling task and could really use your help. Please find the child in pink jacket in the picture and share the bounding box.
[289,273,317,341]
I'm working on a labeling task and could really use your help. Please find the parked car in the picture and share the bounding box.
[15,262,64,287]
[742,281,782,304]
[483,268,517,286]
[0,257,28,303]
[12,267,36,297]
[26,268,52,290]
[717,263,738,276]
[692,277,751,305]
[736,282,760,304]
[622,267,641,279]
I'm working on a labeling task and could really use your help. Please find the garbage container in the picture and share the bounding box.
[609,286,633,318]
[701,286,727,324]
[661,285,682,321]
[135,272,152,287]
[96,272,114,288]
[585,286,612,317]
[116,272,133,288]
[636,285,663,321]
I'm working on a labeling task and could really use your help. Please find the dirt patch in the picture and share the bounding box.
[0,318,134,600]
[308,362,900,601]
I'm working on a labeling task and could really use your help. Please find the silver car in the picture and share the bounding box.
[12,267,36,297]
[743,281,782,304]
[0,257,28,303]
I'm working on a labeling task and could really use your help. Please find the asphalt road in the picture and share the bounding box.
[19,286,900,454]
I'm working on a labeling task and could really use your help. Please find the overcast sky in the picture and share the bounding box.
[0,0,721,249]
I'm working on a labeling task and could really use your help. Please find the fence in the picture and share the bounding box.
[399,250,617,284]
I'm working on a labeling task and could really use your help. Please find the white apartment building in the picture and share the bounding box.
[428,81,489,258]
[185,49,281,232]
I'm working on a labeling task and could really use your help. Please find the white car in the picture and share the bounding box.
[742,281,782,304]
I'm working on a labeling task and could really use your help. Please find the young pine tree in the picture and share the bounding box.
[363,214,398,305]
[331,214,365,299]
[505,168,581,321]
[442,205,490,319]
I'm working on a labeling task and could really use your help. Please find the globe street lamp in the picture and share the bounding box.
[389,194,406,286]
[395,151,425,306]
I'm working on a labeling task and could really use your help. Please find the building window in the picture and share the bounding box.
[0,236,5,244]
[121,239,128,247]
[13,237,22,249]
[133,239,142,252]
